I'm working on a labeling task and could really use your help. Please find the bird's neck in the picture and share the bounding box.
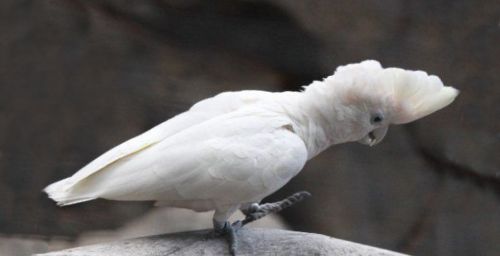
[275,82,359,159]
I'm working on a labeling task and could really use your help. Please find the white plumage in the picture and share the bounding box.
[44,60,458,225]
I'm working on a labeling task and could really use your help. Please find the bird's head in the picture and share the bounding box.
[318,60,459,146]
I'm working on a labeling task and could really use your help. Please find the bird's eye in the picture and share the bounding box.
[371,114,384,124]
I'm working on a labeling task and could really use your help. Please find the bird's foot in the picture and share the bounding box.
[214,191,311,255]
[239,191,311,226]
[214,221,240,256]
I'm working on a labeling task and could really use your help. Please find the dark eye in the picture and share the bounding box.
[371,114,384,124]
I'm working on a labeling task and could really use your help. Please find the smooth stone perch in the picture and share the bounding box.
[37,228,408,256]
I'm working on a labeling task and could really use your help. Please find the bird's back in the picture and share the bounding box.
[44,90,277,206]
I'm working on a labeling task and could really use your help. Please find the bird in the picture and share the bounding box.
[44,60,458,255]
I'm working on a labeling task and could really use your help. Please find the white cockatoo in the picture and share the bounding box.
[44,60,458,254]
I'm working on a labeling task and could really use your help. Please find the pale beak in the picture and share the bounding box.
[358,126,389,146]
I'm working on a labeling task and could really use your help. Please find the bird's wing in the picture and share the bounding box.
[48,90,273,191]
[50,106,307,207]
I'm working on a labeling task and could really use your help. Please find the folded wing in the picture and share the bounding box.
[45,105,306,208]
[44,91,274,204]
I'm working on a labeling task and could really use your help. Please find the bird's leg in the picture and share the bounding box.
[213,220,239,255]
[234,191,311,227]
[213,207,240,256]
[213,192,311,255]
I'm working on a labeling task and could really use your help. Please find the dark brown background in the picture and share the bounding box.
[1,1,499,255]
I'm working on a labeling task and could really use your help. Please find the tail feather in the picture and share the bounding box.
[43,178,96,206]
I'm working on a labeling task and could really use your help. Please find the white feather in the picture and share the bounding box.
[44,60,458,224]
[380,69,459,124]
[44,90,275,205]
[48,106,306,208]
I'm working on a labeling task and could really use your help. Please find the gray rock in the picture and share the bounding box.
[0,237,48,256]
[37,228,407,256]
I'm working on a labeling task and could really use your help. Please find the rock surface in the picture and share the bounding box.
[38,228,407,256]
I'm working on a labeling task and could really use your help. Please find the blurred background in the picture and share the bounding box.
[0,0,499,255]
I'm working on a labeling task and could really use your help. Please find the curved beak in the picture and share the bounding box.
[358,126,389,147]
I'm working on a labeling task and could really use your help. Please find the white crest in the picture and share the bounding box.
[330,60,459,124]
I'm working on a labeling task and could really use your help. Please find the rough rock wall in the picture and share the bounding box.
[0,1,498,256]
